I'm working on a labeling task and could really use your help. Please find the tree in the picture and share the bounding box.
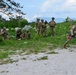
[0,0,25,18]
[66,17,73,22]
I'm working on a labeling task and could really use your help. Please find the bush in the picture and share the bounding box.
[0,19,19,28]
[5,20,18,28]
[30,22,35,28]
[0,22,5,28]
[19,19,28,27]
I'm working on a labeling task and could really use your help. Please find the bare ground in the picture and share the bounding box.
[0,47,76,75]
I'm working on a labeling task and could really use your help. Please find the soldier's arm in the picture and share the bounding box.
[1,31,4,35]
[70,29,73,35]
[54,21,56,25]
[35,23,37,29]
[70,28,74,36]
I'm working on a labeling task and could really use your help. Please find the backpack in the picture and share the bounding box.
[50,21,56,27]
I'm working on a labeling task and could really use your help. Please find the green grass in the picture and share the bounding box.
[47,51,58,54]
[37,56,48,60]
[0,21,76,59]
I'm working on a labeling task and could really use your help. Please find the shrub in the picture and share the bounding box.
[0,22,5,28]
[19,19,28,27]
[30,22,35,28]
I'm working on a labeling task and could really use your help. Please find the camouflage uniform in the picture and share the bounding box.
[64,25,76,48]
[16,28,22,40]
[2,27,9,39]
[25,30,30,39]
[49,17,56,36]
[41,19,46,37]
[70,25,76,37]
[22,33,26,39]
[35,18,41,35]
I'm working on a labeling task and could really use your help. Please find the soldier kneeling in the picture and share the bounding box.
[16,28,22,40]
[2,27,9,40]
[22,30,30,39]
[25,30,30,39]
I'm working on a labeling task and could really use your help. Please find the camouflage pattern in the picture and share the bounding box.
[2,27,9,39]
[49,17,56,36]
[70,25,76,37]
[16,28,22,40]
[41,19,46,37]
[35,18,41,35]
[64,25,76,48]
[22,33,26,39]
[25,30,30,39]
[64,39,71,48]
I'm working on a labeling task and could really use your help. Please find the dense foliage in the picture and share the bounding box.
[0,18,28,28]
[19,19,28,27]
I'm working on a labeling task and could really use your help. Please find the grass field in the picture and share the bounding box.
[0,21,76,60]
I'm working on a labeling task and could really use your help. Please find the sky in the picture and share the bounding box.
[1,0,76,21]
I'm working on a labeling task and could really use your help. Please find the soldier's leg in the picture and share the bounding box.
[20,34,23,39]
[53,28,56,36]
[38,29,39,35]
[50,27,53,36]
[63,39,71,48]
[6,35,9,39]
[43,29,44,37]
[39,28,41,35]
[38,28,41,35]
[43,29,46,37]
[36,29,38,35]
[42,28,44,37]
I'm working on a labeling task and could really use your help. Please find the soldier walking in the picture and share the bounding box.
[64,25,76,48]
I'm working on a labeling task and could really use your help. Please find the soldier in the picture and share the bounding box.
[22,32,26,39]
[16,28,22,40]
[41,19,46,37]
[2,27,9,39]
[64,25,76,48]
[22,30,30,39]
[49,17,56,36]
[25,30,30,39]
[35,18,41,35]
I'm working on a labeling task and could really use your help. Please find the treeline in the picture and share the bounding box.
[0,19,28,28]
